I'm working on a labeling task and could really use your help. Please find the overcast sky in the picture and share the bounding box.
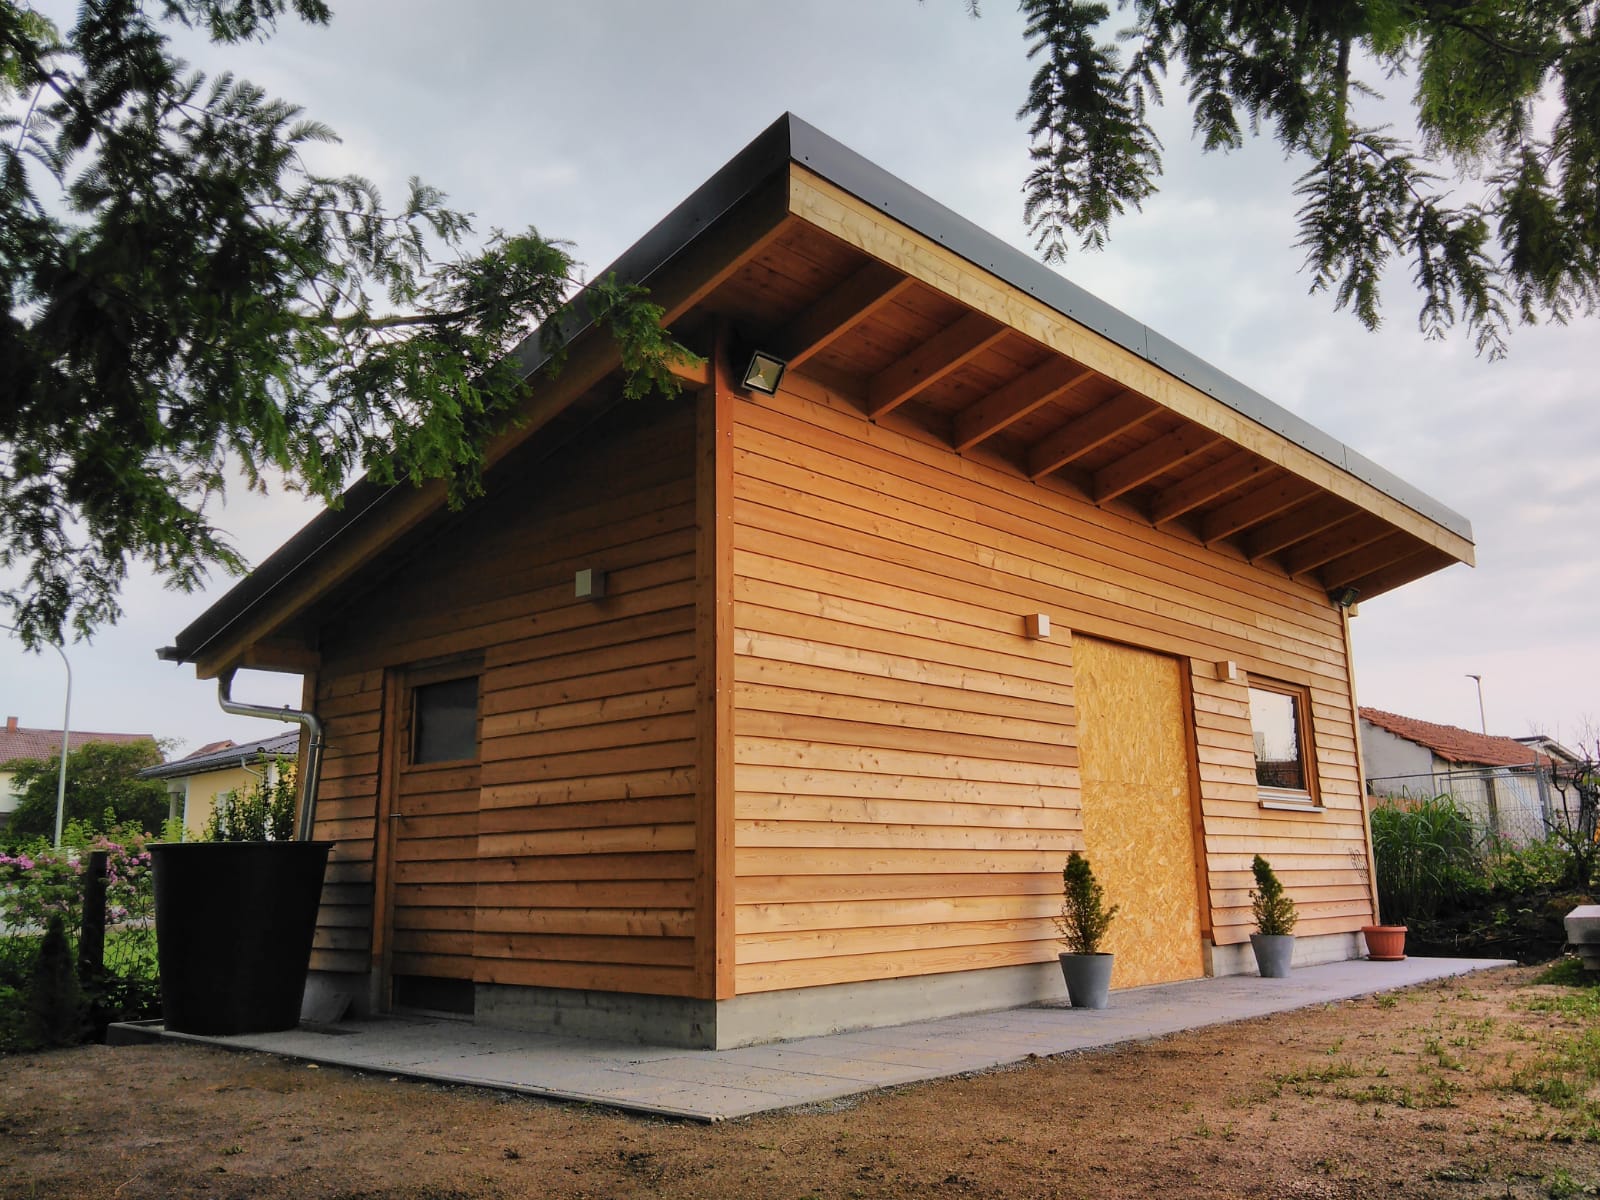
[3,1,1596,756]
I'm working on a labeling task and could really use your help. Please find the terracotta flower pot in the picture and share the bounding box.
[1361,924,1407,961]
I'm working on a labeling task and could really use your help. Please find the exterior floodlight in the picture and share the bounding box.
[1329,586,1360,609]
[742,351,787,395]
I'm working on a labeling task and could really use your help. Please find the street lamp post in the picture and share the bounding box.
[1466,673,1487,735]
[2,624,72,847]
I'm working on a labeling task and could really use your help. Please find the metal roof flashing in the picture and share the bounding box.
[166,112,1472,667]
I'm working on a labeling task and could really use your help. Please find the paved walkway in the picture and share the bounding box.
[138,956,1510,1122]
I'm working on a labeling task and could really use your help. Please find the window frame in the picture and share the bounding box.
[1245,677,1322,811]
[406,668,482,768]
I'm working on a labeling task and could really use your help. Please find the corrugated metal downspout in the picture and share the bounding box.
[217,669,324,841]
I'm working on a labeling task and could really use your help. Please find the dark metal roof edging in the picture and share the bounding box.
[166,112,1471,666]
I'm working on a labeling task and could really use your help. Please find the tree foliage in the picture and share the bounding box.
[1017,1,1600,356]
[0,0,692,647]
[4,739,168,840]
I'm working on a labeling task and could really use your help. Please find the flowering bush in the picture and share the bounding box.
[0,820,155,940]
[0,820,160,1051]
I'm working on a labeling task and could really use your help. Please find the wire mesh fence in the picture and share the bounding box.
[1367,763,1591,849]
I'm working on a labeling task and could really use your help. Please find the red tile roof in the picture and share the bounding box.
[1359,707,1542,769]
[0,716,155,766]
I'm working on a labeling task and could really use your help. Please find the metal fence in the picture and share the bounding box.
[1367,763,1585,848]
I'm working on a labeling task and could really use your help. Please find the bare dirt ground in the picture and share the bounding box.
[5,963,1600,1200]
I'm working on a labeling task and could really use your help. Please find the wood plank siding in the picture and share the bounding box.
[305,396,703,998]
[729,374,1373,994]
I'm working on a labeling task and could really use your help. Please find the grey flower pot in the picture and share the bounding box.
[1059,952,1114,1009]
[1250,933,1295,978]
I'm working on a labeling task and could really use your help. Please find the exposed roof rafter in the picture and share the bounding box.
[774,260,914,370]
[952,359,1096,452]
[1093,425,1223,505]
[1025,391,1156,480]
[1245,496,1354,562]
[1201,477,1320,545]
[1149,450,1269,525]
[1284,519,1392,577]
[1320,532,1418,590]
[866,311,1008,419]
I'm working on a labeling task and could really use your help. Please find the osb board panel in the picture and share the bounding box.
[1066,637,1204,988]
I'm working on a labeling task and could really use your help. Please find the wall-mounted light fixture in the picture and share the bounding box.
[742,350,788,396]
[575,568,607,600]
[1214,660,1240,683]
[1329,586,1360,610]
[1024,613,1051,640]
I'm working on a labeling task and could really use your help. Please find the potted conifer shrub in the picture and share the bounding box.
[151,766,332,1035]
[1057,851,1118,1009]
[1249,854,1298,977]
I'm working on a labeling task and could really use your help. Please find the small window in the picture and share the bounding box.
[1247,681,1316,802]
[412,676,479,764]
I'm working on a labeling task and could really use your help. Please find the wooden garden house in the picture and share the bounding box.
[160,115,1475,1048]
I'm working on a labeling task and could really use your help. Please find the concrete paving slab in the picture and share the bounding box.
[127,956,1512,1122]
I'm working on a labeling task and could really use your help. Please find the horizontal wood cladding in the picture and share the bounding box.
[309,396,701,998]
[730,376,1372,994]
[307,668,383,974]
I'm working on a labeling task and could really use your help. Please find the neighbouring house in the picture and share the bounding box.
[136,730,300,839]
[0,715,156,832]
[156,116,1476,1048]
[1360,708,1559,844]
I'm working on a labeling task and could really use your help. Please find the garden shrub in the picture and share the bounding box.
[204,761,296,841]
[24,915,84,1048]
[0,821,159,1053]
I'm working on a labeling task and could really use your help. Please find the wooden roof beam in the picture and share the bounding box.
[1201,476,1321,545]
[1282,518,1392,577]
[1025,391,1157,480]
[1149,450,1270,526]
[774,260,914,371]
[1346,547,1460,600]
[1319,532,1419,590]
[1245,496,1354,562]
[790,167,1474,569]
[1093,425,1224,505]
[952,359,1096,452]
[239,639,321,674]
[867,311,1009,419]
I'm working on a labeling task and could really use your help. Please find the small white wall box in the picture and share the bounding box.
[575,568,607,600]
[1214,660,1239,683]
[1024,613,1050,639]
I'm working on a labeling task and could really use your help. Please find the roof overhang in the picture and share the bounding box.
[164,113,1474,677]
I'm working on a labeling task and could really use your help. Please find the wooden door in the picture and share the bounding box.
[1074,636,1205,988]
[378,666,482,1013]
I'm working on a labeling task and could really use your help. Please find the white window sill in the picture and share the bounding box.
[1258,794,1324,813]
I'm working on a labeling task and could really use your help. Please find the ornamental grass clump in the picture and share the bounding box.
[1251,854,1298,936]
[1057,851,1118,955]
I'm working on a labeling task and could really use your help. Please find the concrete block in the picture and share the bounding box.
[475,983,716,1048]
[1203,931,1362,977]
[1565,905,1600,971]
